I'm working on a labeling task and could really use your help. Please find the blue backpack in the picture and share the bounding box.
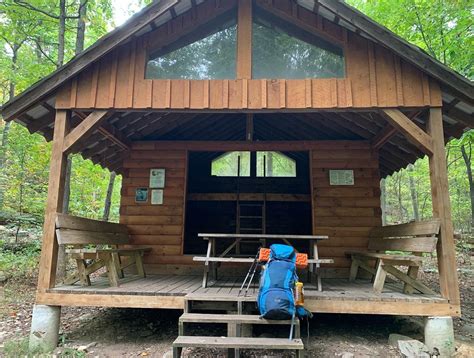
[257,244,298,320]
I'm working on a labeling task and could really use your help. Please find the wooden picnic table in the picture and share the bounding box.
[194,233,333,291]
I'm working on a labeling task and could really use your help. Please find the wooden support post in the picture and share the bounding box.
[37,110,70,292]
[427,108,460,305]
[236,0,252,79]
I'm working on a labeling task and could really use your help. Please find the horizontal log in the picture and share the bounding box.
[314,207,376,217]
[120,215,183,225]
[314,197,381,208]
[128,235,183,245]
[127,225,183,236]
[121,206,184,216]
[314,188,377,198]
[313,216,382,227]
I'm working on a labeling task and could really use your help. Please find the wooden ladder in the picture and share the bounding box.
[173,295,304,357]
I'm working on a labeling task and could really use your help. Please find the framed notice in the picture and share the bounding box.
[151,189,164,205]
[329,170,354,186]
[150,168,166,188]
[135,188,148,203]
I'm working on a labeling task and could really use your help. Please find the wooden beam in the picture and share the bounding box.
[36,291,460,317]
[427,108,460,305]
[132,140,371,152]
[236,0,253,79]
[74,111,131,151]
[37,110,70,292]
[246,113,254,141]
[63,111,109,153]
[312,0,474,105]
[1,0,178,121]
[371,124,398,150]
[380,109,433,155]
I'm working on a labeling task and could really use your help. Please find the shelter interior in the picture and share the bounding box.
[2,0,472,319]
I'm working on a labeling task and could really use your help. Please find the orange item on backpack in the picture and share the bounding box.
[258,248,308,269]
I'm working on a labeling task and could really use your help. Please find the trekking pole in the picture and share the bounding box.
[238,250,260,296]
[244,248,261,296]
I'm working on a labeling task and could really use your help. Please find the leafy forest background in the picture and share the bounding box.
[0,0,472,237]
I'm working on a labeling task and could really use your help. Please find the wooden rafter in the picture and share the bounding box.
[371,125,398,150]
[380,109,433,155]
[74,111,131,151]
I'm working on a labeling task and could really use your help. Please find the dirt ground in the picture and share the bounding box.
[0,255,473,357]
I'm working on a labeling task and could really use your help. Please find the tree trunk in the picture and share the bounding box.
[75,0,87,54]
[57,0,87,281]
[461,144,474,231]
[103,172,116,221]
[0,44,19,210]
[408,164,420,221]
[380,178,387,225]
[57,0,66,67]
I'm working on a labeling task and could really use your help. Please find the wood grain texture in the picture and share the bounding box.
[54,0,442,111]
[311,142,382,270]
[120,148,187,263]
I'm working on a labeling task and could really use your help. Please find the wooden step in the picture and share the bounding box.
[179,313,299,326]
[173,336,304,350]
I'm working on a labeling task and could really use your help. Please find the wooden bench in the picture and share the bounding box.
[346,219,441,295]
[56,213,151,287]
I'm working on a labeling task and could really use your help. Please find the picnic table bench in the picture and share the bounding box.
[346,219,440,294]
[55,213,152,287]
[193,233,333,291]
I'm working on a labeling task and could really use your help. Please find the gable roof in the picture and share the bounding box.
[0,0,472,177]
[1,0,472,122]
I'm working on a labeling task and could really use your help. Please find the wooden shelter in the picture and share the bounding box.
[2,0,473,352]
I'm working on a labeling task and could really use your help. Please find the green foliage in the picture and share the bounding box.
[348,0,474,79]
[382,130,473,231]
[0,239,41,279]
[349,0,474,231]
[0,0,120,228]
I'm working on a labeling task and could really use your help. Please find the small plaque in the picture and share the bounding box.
[151,189,164,205]
[135,188,148,202]
[329,170,354,186]
[150,168,165,188]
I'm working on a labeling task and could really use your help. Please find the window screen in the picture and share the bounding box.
[146,21,237,79]
[252,14,345,79]
[211,152,251,177]
[257,152,296,177]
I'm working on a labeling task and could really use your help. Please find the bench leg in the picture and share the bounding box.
[111,253,124,279]
[349,259,359,282]
[134,252,146,278]
[105,256,120,287]
[172,347,182,358]
[373,261,387,294]
[76,259,91,286]
[403,265,419,294]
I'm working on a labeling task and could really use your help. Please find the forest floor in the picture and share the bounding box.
[0,237,473,357]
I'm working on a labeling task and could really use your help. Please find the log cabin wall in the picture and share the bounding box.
[120,146,188,268]
[119,141,382,277]
[311,142,382,277]
[55,0,442,110]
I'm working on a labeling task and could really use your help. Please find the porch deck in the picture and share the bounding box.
[48,274,446,304]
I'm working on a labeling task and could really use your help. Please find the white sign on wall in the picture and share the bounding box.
[329,170,354,186]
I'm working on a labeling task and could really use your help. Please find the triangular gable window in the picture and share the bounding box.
[146,19,237,80]
[252,12,345,79]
